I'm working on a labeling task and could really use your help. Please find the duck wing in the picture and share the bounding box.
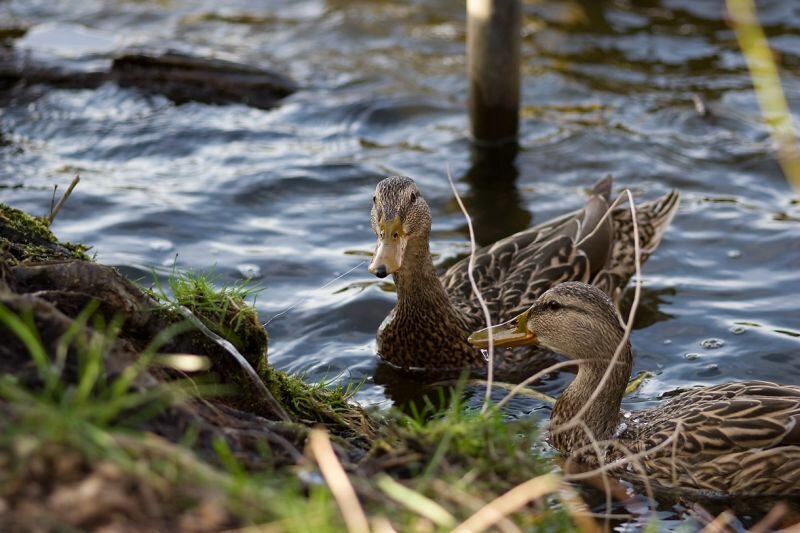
[617,381,800,497]
[441,176,679,327]
[631,380,800,456]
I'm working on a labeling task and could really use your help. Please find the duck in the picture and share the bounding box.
[468,282,800,499]
[367,175,679,375]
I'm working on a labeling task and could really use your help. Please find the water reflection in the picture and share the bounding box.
[373,362,462,415]
[447,143,532,247]
[619,286,677,330]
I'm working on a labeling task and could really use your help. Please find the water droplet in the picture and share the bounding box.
[149,239,173,252]
[726,249,741,259]
[237,263,262,279]
[684,352,700,360]
[701,338,724,349]
[730,325,746,335]
[298,470,325,486]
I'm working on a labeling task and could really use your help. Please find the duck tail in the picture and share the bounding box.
[591,188,680,306]
[590,174,613,201]
[636,188,680,257]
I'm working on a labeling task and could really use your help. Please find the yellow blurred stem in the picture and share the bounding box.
[728,0,800,189]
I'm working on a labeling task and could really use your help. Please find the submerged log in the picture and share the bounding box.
[0,37,297,109]
[110,50,298,109]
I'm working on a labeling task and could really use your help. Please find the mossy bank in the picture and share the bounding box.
[0,201,587,531]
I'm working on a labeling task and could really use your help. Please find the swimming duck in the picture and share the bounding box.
[468,282,800,498]
[368,175,679,375]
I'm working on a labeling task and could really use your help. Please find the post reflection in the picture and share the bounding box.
[448,143,532,247]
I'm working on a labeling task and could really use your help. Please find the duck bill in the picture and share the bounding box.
[467,310,538,348]
[368,216,407,278]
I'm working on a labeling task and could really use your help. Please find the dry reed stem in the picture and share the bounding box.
[698,510,736,533]
[443,183,665,527]
[375,475,456,529]
[47,175,80,225]
[749,502,789,533]
[555,485,602,533]
[453,474,561,533]
[308,429,370,533]
[552,191,682,513]
[369,516,398,533]
[607,440,656,508]
[497,189,636,411]
[429,479,521,533]
[176,304,291,422]
[727,0,800,189]
[564,432,657,509]
[445,165,496,414]
[448,379,556,404]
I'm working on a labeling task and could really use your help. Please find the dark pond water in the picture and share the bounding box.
[2,0,800,525]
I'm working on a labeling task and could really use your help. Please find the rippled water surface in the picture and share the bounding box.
[2,0,800,521]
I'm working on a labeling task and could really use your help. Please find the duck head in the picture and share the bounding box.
[468,282,625,363]
[369,176,432,278]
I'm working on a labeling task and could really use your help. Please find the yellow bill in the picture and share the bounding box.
[467,309,537,348]
[368,215,408,278]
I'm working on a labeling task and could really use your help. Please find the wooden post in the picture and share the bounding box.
[467,0,521,145]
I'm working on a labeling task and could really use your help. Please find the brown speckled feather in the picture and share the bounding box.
[597,381,800,498]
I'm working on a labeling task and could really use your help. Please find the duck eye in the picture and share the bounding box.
[372,196,376,203]
[410,192,417,203]
[545,300,562,312]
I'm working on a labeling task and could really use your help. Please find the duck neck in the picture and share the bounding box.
[550,340,633,449]
[382,235,481,369]
[393,236,455,313]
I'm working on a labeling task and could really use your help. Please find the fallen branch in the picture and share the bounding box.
[453,474,561,532]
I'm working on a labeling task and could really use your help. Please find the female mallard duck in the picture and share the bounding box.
[468,282,800,499]
[368,175,679,375]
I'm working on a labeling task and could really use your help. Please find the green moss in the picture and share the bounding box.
[0,204,54,240]
[147,270,374,440]
[149,270,268,367]
[382,391,550,487]
[262,368,375,440]
[0,203,91,263]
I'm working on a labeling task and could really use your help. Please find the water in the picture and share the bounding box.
[2,0,800,521]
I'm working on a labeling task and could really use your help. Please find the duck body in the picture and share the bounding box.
[469,282,800,499]
[614,380,800,499]
[368,175,679,375]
